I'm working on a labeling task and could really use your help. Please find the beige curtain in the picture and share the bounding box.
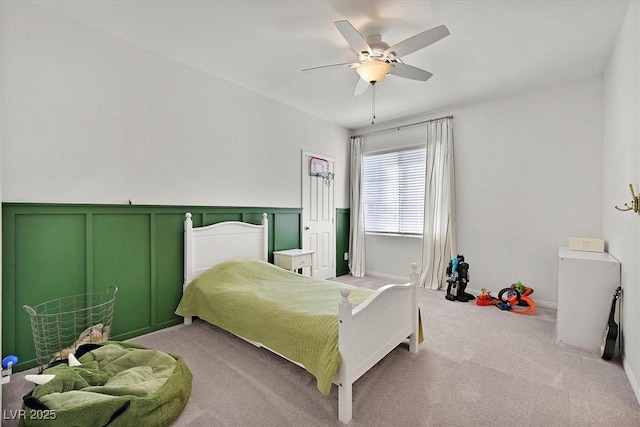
[348,136,366,277]
[420,117,457,289]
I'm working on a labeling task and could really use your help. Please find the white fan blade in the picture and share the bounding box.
[384,25,450,58]
[335,20,372,55]
[25,374,55,385]
[68,353,81,367]
[389,63,433,81]
[354,77,370,96]
[302,62,357,72]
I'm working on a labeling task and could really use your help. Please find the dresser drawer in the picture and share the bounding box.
[273,249,315,276]
[291,253,312,270]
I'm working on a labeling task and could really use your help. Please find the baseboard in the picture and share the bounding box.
[365,271,412,284]
[622,354,640,406]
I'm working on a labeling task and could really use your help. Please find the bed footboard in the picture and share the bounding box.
[337,263,420,423]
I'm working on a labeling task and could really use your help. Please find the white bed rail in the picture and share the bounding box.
[337,263,420,423]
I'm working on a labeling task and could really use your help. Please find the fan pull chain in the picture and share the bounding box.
[371,82,376,125]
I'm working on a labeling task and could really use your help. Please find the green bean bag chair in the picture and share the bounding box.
[20,341,192,427]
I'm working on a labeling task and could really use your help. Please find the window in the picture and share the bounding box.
[362,146,426,235]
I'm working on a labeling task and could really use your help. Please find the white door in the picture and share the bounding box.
[301,151,335,279]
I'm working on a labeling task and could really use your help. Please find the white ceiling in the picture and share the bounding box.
[33,0,631,130]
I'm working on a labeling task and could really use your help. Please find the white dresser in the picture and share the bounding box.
[557,246,620,352]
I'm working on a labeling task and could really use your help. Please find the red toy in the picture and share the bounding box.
[476,288,494,306]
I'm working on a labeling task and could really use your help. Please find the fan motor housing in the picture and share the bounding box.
[365,34,390,59]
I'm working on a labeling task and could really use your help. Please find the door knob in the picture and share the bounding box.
[304,226,310,230]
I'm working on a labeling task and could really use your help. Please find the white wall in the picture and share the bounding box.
[602,0,640,403]
[0,1,350,209]
[357,76,604,307]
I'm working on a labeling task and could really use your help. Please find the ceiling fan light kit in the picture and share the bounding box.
[356,59,391,83]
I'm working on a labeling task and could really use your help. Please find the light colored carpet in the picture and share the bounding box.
[3,274,639,426]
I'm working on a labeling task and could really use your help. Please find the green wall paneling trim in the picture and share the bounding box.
[2,203,302,371]
[336,209,350,277]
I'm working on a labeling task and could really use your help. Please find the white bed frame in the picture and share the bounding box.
[182,213,419,424]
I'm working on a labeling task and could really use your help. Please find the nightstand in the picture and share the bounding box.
[273,249,315,276]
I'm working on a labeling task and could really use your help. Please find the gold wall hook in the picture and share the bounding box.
[615,184,640,214]
[614,204,634,212]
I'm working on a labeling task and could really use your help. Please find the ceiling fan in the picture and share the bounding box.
[304,20,450,96]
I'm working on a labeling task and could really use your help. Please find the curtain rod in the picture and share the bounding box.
[352,114,453,138]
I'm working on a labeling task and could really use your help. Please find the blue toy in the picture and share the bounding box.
[2,355,18,385]
[2,355,18,369]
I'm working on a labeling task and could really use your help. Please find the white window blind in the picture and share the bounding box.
[362,146,426,235]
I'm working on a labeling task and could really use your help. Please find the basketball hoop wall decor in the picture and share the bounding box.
[309,157,335,186]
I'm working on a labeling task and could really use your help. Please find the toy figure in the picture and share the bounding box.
[445,254,475,302]
[476,288,493,306]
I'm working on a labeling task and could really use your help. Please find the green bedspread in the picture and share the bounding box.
[175,259,374,394]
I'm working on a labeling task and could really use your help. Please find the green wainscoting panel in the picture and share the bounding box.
[93,214,152,338]
[12,214,87,363]
[336,209,350,277]
[2,204,302,371]
[154,214,185,326]
[273,213,301,251]
[188,212,204,228]
[240,212,266,225]
[203,212,242,225]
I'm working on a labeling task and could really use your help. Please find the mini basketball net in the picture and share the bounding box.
[309,157,334,186]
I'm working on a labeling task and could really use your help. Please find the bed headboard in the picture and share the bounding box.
[183,212,268,289]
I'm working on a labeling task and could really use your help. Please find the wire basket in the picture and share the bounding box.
[24,286,118,371]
